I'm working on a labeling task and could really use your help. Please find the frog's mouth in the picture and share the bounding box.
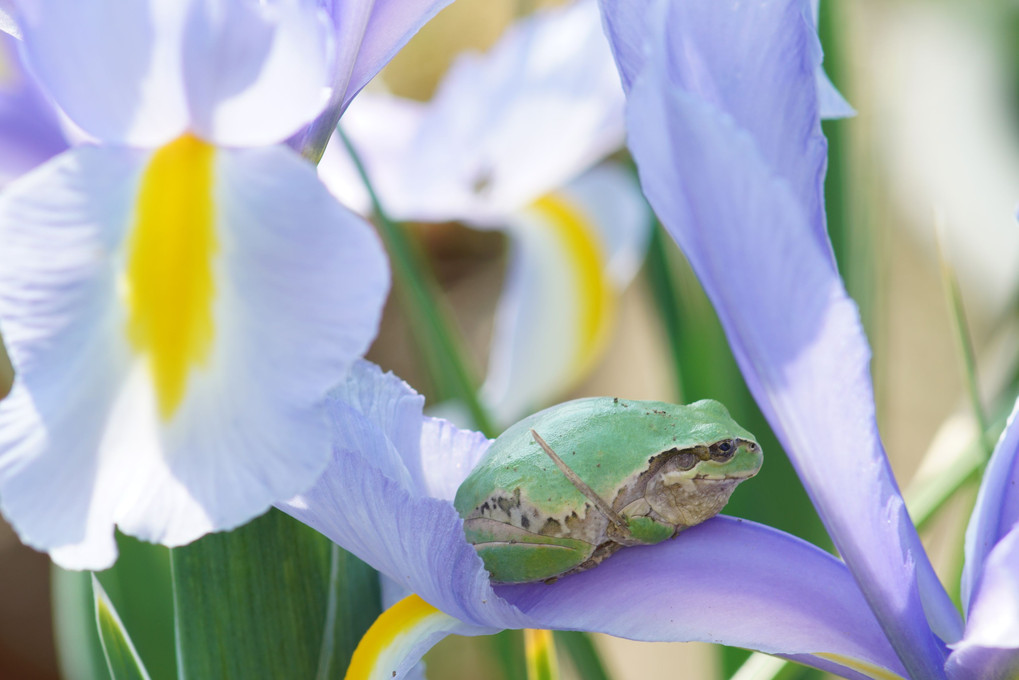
[693,469,758,481]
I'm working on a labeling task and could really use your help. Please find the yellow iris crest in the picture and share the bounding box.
[531,193,615,384]
[125,134,218,421]
[345,595,450,680]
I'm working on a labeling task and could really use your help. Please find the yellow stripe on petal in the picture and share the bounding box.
[814,653,907,680]
[524,629,561,680]
[126,134,217,421]
[346,595,458,680]
[529,193,614,384]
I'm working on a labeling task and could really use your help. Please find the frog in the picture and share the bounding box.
[453,397,763,584]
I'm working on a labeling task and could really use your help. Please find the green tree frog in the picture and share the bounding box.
[454,398,763,584]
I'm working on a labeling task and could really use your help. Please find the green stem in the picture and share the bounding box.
[905,415,1005,531]
[337,127,498,438]
[936,227,992,460]
[644,223,688,400]
[524,629,561,680]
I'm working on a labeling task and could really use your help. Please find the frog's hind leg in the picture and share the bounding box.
[464,517,594,584]
[558,541,625,580]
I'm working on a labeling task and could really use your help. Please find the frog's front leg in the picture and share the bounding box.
[462,517,595,584]
[611,498,678,546]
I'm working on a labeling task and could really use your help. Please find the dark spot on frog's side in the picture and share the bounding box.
[520,515,530,529]
[539,518,562,536]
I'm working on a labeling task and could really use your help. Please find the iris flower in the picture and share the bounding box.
[320,0,650,425]
[279,1,1018,678]
[0,0,454,570]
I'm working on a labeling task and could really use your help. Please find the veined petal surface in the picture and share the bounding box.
[0,143,388,568]
[18,0,335,148]
[501,518,908,680]
[280,362,527,630]
[183,0,333,146]
[332,0,624,225]
[17,0,190,146]
[605,0,957,675]
[0,146,143,568]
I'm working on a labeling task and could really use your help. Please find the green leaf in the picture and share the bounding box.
[555,631,611,680]
[93,575,153,680]
[52,567,113,680]
[172,508,381,680]
[95,535,177,680]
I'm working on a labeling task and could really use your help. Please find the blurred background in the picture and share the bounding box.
[2,0,1019,678]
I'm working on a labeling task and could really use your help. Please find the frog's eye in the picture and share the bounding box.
[710,440,736,462]
[675,452,698,470]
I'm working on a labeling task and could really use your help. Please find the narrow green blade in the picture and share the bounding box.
[95,536,177,680]
[171,508,381,680]
[93,575,152,680]
[52,567,113,680]
[555,631,611,680]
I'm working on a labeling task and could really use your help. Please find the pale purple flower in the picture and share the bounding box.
[0,0,453,569]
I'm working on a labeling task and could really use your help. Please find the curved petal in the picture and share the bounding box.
[280,448,529,631]
[340,514,910,680]
[418,416,491,502]
[336,0,454,111]
[481,167,649,425]
[595,0,655,94]
[283,450,523,628]
[0,32,67,183]
[0,143,388,568]
[607,0,958,674]
[599,0,853,117]
[335,0,624,225]
[500,517,908,679]
[947,526,1019,680]
[286,0,454,155]
[0,146,144,568]
[182,0,333,146]
[278,363,529,629]
[18,0,189,146]
[961,393,1019,610]
[345,595,487,680]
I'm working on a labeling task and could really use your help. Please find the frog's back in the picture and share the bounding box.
[454,397,752,520]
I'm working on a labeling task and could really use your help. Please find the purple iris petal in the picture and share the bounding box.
[961,396,1019,610]
[500,516,908,679]
[278,362,528,630]
[947,527,1019,679]
[601,0,958,675]
[290,0,456,154]
[0,33,67,183]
